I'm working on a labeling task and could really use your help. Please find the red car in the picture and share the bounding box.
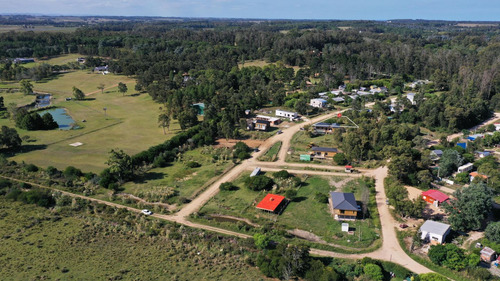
[399,224,408,229]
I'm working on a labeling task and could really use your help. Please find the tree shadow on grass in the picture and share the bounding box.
[3,144,48,156]
[292,196,307,203]
[133,172,165,183]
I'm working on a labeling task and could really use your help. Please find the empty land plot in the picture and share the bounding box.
[0,198,265,280]
[119,148,234,209]
[258,141,282,161]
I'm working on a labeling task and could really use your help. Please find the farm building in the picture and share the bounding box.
[421,190,449,207]
[480,247,497,262]
[13,58,35,64]
[312,122,341,134]
[310,98,327,108]
[254,120,270,131]
[310,147,338,158]
[457,163,474,173]
[275,109,298,119]
[256,194,286,213]
[94,65,108,72]
[420,220,451,244]
[329,192,358,220]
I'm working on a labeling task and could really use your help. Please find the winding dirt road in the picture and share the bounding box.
[1,107,436,276]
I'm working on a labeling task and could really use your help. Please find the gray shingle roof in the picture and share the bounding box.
[419,220,450,236]
[312,147,338,153]
[329,192,357,211]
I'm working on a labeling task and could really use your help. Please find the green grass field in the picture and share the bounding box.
[21,54,83,68]
[0,198,266,280]
[0,25,77,34]
[197,173,380,248]
[1,70,180,172]
[257,141,282,161]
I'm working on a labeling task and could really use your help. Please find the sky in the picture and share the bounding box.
[2,0,500,21]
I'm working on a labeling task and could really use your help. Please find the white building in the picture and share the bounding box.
[495,123,500,131]
[310,98,327,108]
[275,109,298,119]
[420,220,451,244]
[330,90,342,96]
[457,162,474,173]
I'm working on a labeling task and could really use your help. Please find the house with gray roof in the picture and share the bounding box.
[329,192,358,220]
[420,220,451,244]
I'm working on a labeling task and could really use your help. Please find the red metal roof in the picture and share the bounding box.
[256,194,285,212]
[345,165,353,168]
[422,189,449,203]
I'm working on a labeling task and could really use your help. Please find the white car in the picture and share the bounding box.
[141,209,152,215]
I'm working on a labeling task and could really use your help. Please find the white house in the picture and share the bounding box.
[494,123,500,131]
[310,98,327,108]
[457,162,474,173]
[420,220,451,244]
[275,109,298,119]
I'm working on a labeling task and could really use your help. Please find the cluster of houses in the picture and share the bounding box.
[246,109,299,131]
[315,85,389,106]
[430,149,490,184]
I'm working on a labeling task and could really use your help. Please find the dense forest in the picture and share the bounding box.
[1,18,500,190]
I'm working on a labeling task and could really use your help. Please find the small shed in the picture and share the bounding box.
[345,165,353,173]
[341,223,349,232]
[420,220,451,244]
[480,247,497,262]
[300,154,311,161]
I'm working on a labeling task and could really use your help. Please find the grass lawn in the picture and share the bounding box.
[1,71,179,172]
[286,130,340,164]
[0,198,265,280]
[197,173,380,248]
[0,91,36,107]
[258,141,282,161]
[119,147,234,208]
[25,54,84,67]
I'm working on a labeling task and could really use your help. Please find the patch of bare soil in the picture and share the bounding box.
[330,177,354,191]
[214,138,264,149]
[210,214,261,228]
[116,193,176,211]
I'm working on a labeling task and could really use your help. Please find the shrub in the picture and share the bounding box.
[363,264,383,281]
[315,192,328,203]
[245,175,274,191]
[63,166,82,179]
[24,164,39,172]
[219,182,238,191]
[333,153,347,165]
[273,170,292,179]
[485,222,500,243]
[186,161,201,168]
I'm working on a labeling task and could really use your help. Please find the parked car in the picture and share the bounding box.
[399,224,408,229]
[141,209,153,215]
[276,130,282,134]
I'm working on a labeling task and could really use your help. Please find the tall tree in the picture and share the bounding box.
[20,79,33,95]
[0,96,5,111]
[118,82,128,96]
[0,126,21,149]
[158,112,171,135]
[73,86,85,100]
[105,149,134,184]
[443,183,493,231]
[439,149,463,177]
[97,83,105,94]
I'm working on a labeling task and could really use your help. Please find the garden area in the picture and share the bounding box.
[257,141,281,161]
[194,172,381,249]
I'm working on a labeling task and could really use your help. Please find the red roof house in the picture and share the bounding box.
[256,194,286,213]
[421,190,449,207]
